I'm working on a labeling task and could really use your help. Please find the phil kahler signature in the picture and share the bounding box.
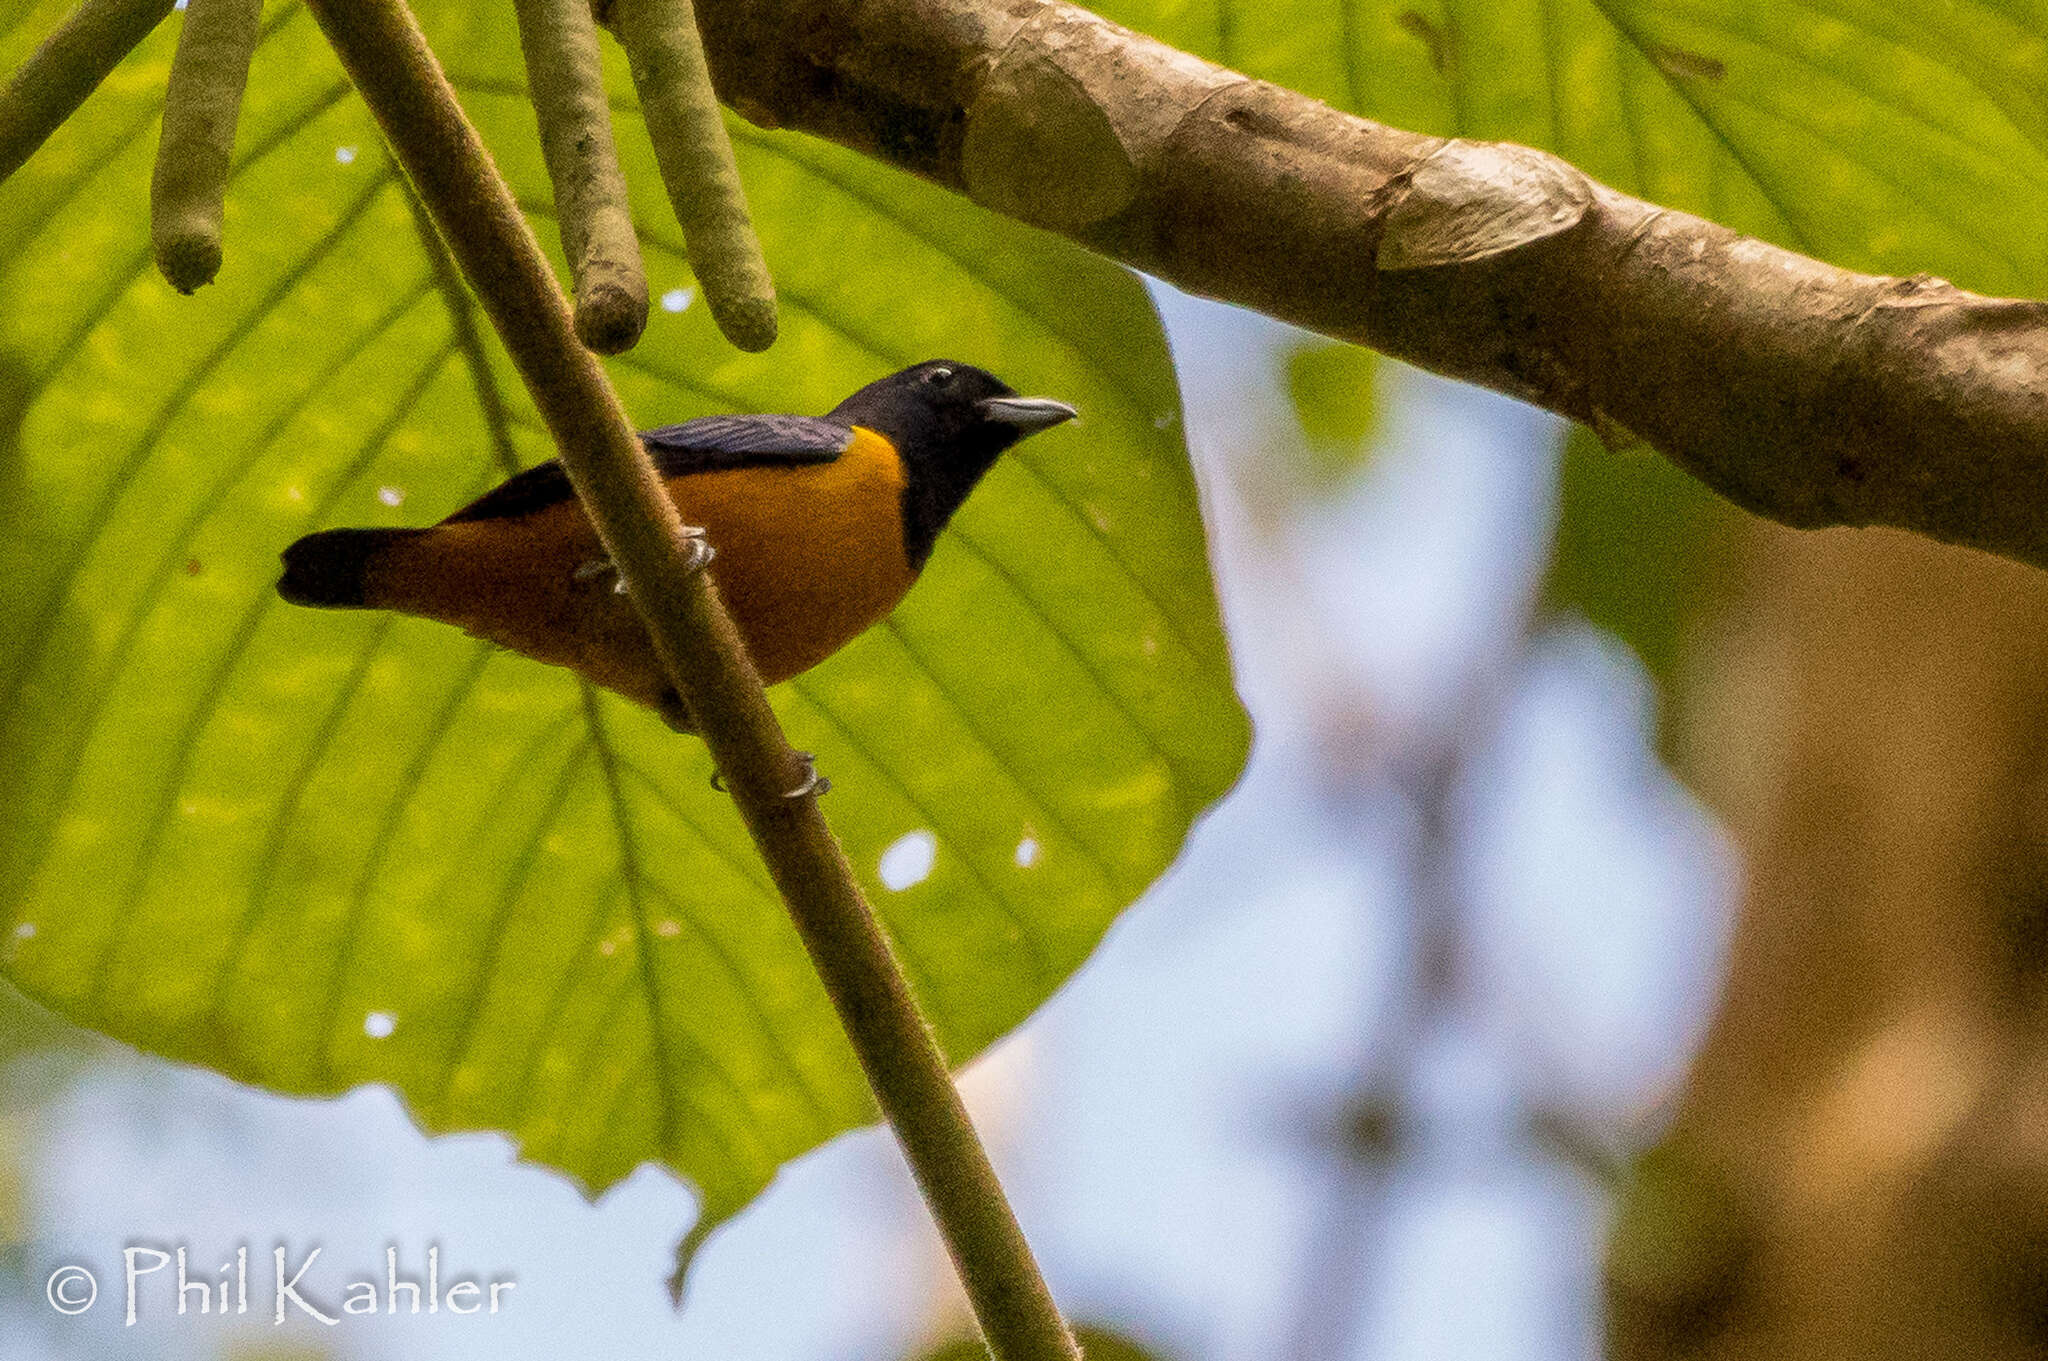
[46,1243,515,1326]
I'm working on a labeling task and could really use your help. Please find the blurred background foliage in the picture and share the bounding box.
[1281,340,1382,492]
[4,0,2048,1357]
[1542,430,1740,763]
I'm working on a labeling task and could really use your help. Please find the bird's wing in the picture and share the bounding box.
[643,414,856,467]
[440,415,855,524]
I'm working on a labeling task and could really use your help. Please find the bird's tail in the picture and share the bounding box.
[277,527,422,609]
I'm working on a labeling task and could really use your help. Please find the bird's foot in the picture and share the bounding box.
[677,526,715,574]
[573,530,711,595]
[572,556,632,595]
[708,751,831,799]
[784,751,830,799]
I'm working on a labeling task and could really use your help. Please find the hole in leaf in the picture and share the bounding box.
[363,1012,396,1039]
[880,830,936,891]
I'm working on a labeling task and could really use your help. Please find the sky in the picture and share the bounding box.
[0,286,1737,1361]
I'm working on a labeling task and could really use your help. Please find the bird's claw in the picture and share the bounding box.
[708,752,830,800]
[784,751,830,799]
[571,557,634,595]
[571,557,634,596]
[573,530,711,594]
[678,527,715,574]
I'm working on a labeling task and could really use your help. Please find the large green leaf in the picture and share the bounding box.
[0,0,1247,1237]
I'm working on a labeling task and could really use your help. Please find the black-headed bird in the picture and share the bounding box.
[277,360,1076,731]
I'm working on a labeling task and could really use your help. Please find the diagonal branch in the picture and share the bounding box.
[693,0,2048,571]
[299,2,1079,1358]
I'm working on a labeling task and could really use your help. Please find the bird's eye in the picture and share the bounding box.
[926,366,954,387]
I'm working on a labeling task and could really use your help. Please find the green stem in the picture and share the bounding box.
[298,2,1078,1357]
[511,0,648,353]
[150,0,262,292]
[0,0,176,186]
[606,0,775,352]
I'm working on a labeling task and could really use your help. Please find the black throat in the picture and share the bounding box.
[828,364,1026,572]
[893,435,1008,570]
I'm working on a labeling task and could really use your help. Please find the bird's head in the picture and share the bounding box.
[829,360,1077,462]
[830,360,1078,567]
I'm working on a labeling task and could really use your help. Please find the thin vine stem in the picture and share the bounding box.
[0,0,177,186]
[297,2,1080,1357]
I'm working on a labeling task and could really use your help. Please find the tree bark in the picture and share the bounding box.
[688,0,2048,573]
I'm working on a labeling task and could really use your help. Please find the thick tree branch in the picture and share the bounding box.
[693,0,2048,570]
[300,2,1077,1357]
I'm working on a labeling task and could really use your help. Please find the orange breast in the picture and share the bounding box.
[370,427,918,710]
[678,426,918,682]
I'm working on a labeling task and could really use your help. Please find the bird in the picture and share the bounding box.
[276,360,1077,733]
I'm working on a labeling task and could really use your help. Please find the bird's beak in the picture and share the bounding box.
[977,396,1078,434]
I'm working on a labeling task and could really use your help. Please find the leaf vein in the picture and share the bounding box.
[82,343,457,1012]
